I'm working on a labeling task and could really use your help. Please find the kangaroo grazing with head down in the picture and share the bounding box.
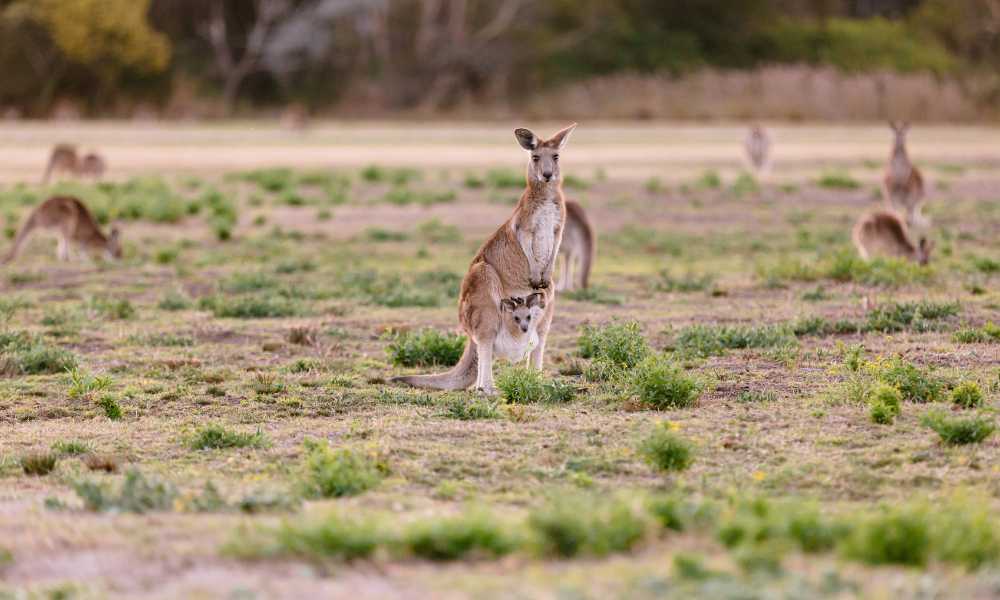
[744,124,771,174]
[556,199,595,291]
[77,152,107,180]
[882,122,926,228]
[392,124,576,394]
[852,209,933,265]
[3,196,122,264]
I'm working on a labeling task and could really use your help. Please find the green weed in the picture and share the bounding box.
[190,425,268,450]
[922,411,995,445]
[297,440,383,499]
[630,356,701,409]
[639,424,695,472]
[386,329,466,367]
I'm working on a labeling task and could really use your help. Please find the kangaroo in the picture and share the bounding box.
[41,144,79,185]
[3,196,122,264]
[392,124,576,394]
[852,209,933,265]
[77,152,107,180]
[392,293,547,390]
[744,124,771,174]
[882,122,926,228]
[556,200,595,291]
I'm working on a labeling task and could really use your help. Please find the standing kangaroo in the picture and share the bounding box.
[392,124,576,393]
[556,199,595,291]
[744,124,771,174]
[852,209,933,265]
[3,196,122,264]
[882,122,925,228]
[42,144,79,185]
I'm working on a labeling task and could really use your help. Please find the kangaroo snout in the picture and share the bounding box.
[542,171,553,181]
[520,324,529,333]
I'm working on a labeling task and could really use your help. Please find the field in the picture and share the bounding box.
[1,122,999,599]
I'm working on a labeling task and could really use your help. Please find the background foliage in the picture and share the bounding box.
[0,0,997,117]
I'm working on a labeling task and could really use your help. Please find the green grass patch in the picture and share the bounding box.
[297,440,384,499]
[190,425,268,450]
[639,424,695,472]
[674,323,796,358]
[816,171,861,190]
[630,356,701,409]
[922,411,995,445]
[385,329,466,367]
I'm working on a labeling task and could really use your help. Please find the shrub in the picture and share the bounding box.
[875,357,944,403]
[207,295,301,319]
[674,323,796,358]
[868,384,902,425]
[97,394,123,420]
[931,503,1000,570]
[67,368,113,399]
[21,452,58,476]
[630,356,700,409]
[496,366,546,403]
[88,296,136,320]
[158,290,192,311]
[297,440,383,499]
[0,333,78,375]
[443,397,501,420]
[639,425,694,473]
[385,329,465,367]
[190,425,268,450]
[270,515,382,561]
[922,411,995,446]
[816,171,861,190]
[952,381,985,409]
[577,320,649,369]
[73,469,176,514]
[528,498,646,558]
[52,440,90,456]
[401,512,516,561]
[841,507,929,566]
[953,322,1000,344]
[864,300,959,333]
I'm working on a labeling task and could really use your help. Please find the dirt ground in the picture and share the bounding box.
[0,122,998,599]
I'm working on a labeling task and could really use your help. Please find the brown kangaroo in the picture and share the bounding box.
[392,124,576,393]
[77,152,107,180]
[556,200,595,291]
[744,124,771,174]
[3,196,122,264]
[42,144,79,185]
[882,122,926,228]
[852,209,933,265]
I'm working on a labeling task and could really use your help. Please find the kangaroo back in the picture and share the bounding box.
[563,200,596,289]
[390,341,478,390]
[852,210,925,264]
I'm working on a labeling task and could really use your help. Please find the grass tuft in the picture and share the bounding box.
[386,329,465,367]
[639,424,695,472]
[922,411,995,445]
[190,425,268,450]
[297,440,383,499]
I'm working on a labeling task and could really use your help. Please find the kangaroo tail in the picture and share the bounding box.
[576,210,596,290]
[2,212,36,265]
[390,341,478,391]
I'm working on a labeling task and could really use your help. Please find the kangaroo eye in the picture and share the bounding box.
[525,316,531,321]
[514,317,520,323]
[553,155,559,161]
[531,156,540,162]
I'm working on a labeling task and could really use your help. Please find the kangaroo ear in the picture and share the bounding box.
[501,298,517,312]
[515,128,538,151]
[548,123,577,149]
[526,292,546,309]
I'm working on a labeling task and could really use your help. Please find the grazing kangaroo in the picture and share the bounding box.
[41,144,79,185]
[3,196,122,264]
[882,122,926,228]
[744,124,771,174]
[852,209,933,265]
[77,152,107,180]
[556,200,595,291]
[392,124,576,393]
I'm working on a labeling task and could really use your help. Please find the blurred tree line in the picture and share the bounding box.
[0,0,997,117]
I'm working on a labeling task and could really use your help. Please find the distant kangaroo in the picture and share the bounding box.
[744,124,771,174]
[77,152,107,180]
[392,124,576,394]
[882,122,925,228]
[41,145,107,184]
[42,144,79,185]
[3,196,122,264]
[852,209,933,265]
[556,200,595,291]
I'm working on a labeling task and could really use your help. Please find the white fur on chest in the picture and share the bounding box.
[493,327,539,363]
[525,200,560,268]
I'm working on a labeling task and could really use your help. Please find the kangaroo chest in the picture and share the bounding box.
[519,200,562,269]
[493,327,539,363]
